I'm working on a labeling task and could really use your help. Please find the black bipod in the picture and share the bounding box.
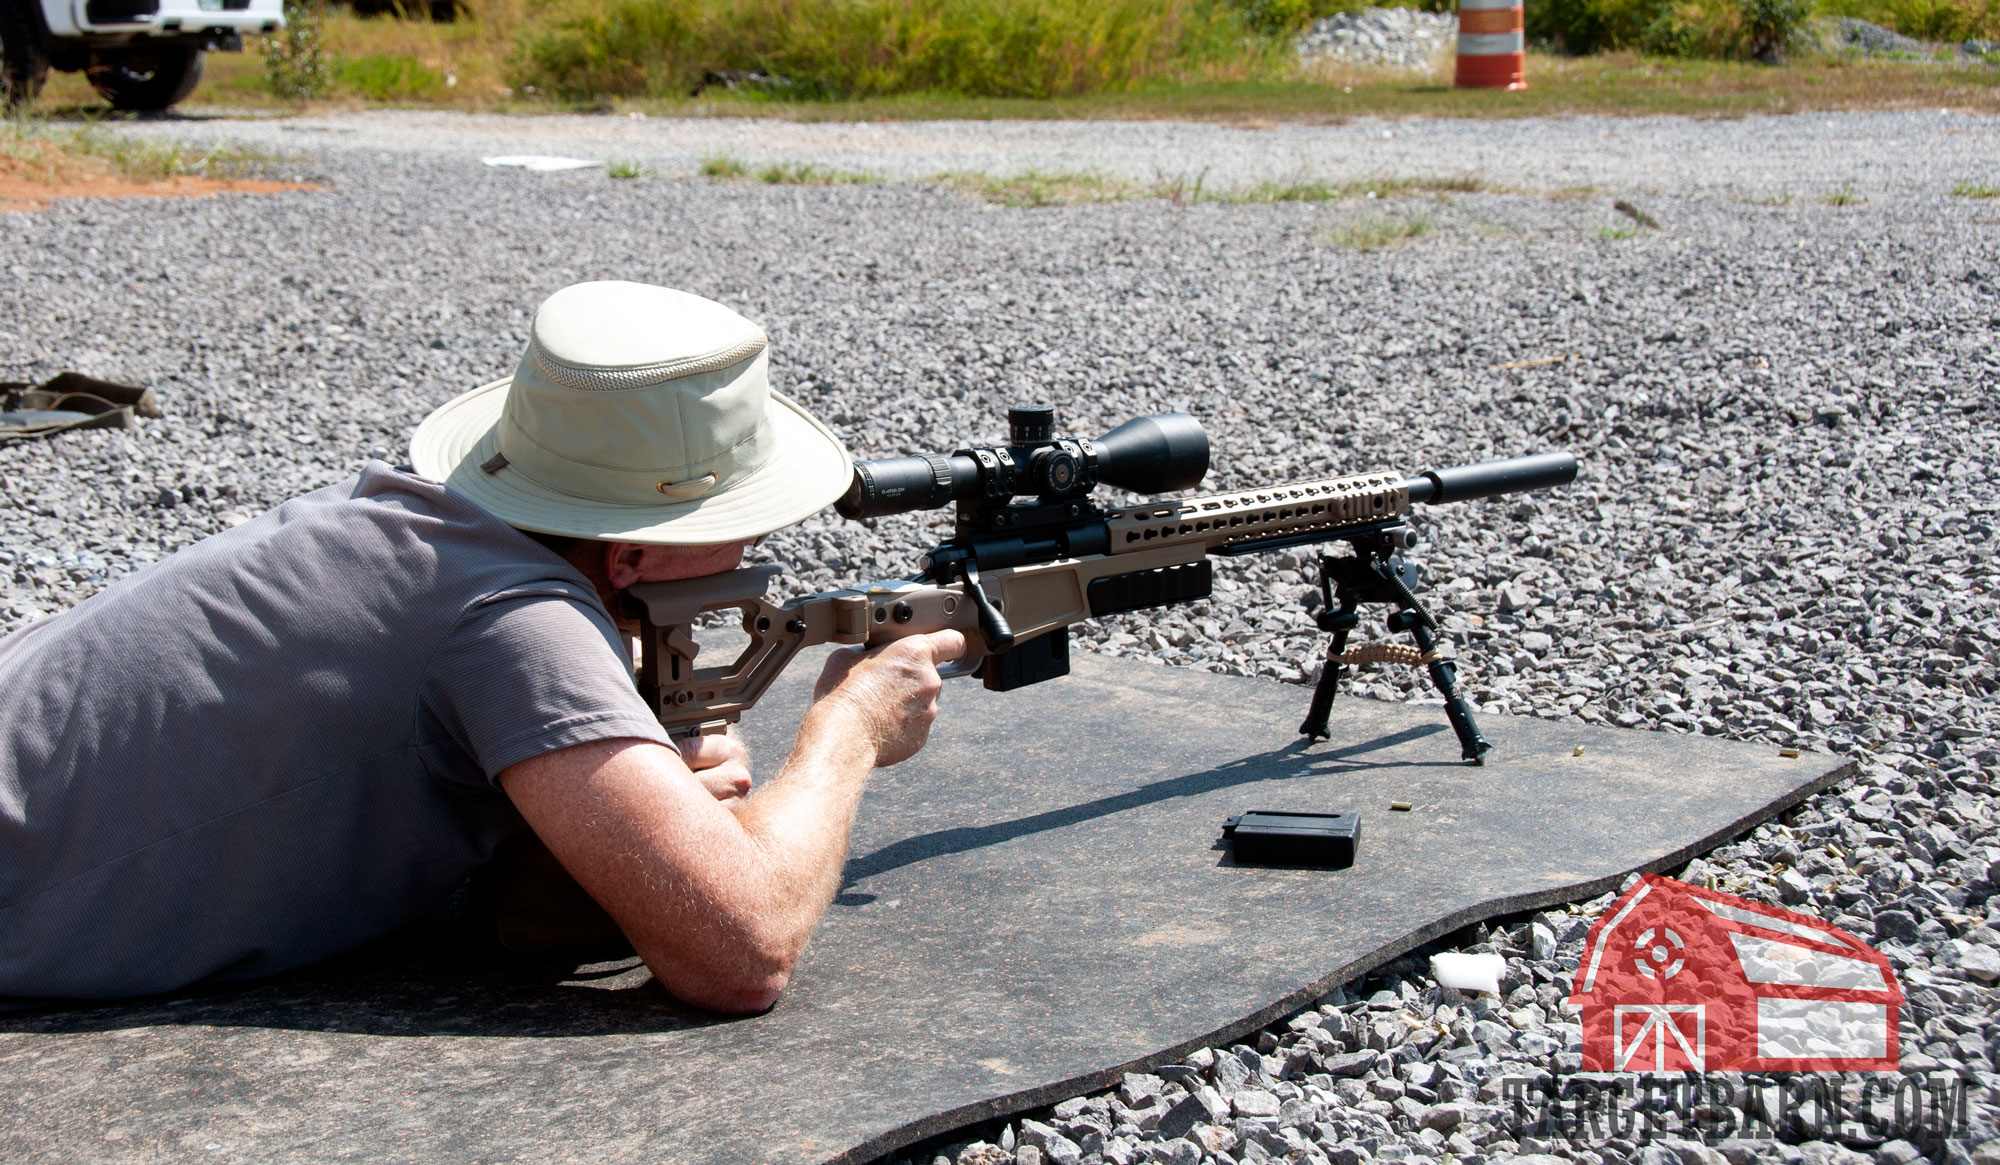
[1298,524,1494,764]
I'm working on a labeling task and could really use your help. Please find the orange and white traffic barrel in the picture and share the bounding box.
[1454,0,1526,90]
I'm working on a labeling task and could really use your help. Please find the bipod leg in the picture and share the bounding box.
[1378,561,1493,765]
[1299,556,1361,741]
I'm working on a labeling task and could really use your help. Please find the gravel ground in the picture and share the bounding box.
[122,107,2000,202]
[1295,9,1459,72]
[4,111,1998,1164]
[1814,17,1999,60]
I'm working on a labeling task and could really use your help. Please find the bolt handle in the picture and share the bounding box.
[960,561,1016,652]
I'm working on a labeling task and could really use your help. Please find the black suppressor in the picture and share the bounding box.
[838,408,1210,520]
[1402,451,1578,505]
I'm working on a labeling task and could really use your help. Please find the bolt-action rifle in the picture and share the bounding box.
[625,406,1577,763]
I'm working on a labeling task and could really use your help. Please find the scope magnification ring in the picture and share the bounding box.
[916,452,956,509]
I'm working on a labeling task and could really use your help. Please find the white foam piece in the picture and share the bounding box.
[1430,952,1504,995]
[481,155,604,172]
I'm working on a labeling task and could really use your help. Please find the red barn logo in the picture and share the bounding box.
[1569,874,1902,1072]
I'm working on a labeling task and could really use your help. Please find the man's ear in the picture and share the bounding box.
[605,543,650,590]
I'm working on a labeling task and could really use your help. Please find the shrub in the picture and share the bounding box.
[1825,0,2000,41]
[512,0,1269,100]
[1530,0,1817,57]
[1735,0,1810,58]
[1242,0,1317,35]
[1526,0,1631,52]
[264,0,333,99]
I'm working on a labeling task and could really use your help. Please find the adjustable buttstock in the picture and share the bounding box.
[627,569,992,737]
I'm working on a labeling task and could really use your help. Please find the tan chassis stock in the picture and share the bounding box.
[627,469,1411,738]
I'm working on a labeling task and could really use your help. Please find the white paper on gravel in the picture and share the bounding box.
[1430,952,1504,995]
[482,156,604,172]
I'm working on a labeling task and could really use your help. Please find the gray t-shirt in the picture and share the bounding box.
[0,462,670,1000]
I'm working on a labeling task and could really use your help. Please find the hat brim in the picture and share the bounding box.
[409,377,853,545]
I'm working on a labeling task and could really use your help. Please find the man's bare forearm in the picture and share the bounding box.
[727,703,881,952]
[502,633,956,1013]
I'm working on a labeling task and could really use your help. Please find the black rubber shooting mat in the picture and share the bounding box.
[0,652,1850,1164]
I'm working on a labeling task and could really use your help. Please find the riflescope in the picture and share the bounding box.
[837,405,1211,520]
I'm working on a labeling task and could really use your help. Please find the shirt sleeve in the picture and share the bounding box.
[419,587,671,785]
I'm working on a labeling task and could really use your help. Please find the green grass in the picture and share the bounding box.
[934,169,1139,206]
[4,119,277,182]
[511,0,2000,104]
[335,53,448,100]
[1821,183,1864,205]
[1225,174,1490,202]
[1952,181,2000,197]
[1321,215,1432,249]
[1817,0,2000,43]
[24,0,1997,121]
[1534,0,2000,58]
[607,159,648,178]
[53,28,1993,122]
[924,168,1491,207]
[1597,224,1643,238]
[619,55,2000,119]
[756,161,879,184]
[515,0,1277,101]
[698,155,878,183]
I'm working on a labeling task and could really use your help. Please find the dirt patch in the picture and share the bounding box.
[0,153,320,212]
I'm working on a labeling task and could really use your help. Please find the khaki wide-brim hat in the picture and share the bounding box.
[410,281,852,545]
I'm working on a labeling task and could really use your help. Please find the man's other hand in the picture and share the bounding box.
[810,629,966,768]
[677,727,751,805]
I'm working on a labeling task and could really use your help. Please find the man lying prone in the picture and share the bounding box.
[0,281,959,1014]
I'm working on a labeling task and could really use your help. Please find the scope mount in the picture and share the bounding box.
[946,404,1109,538]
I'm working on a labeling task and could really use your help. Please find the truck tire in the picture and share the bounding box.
[86,44,204,111]
[0,0,51,110]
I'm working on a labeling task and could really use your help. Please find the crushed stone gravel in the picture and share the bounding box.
[121,107,2000,202]
[2,110,1997,1165]
[1294,8,1459,72]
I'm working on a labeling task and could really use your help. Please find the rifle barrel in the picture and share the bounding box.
[1403,452,1578,506]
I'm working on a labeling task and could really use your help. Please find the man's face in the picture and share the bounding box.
[594,539,757,634]
[605,540,755,589]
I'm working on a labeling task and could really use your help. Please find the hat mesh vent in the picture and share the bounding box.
[531,335,768,392]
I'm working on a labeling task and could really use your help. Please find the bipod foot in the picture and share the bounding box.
[1446,695,1494,765]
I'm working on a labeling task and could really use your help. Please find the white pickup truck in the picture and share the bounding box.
[1,0,284,110]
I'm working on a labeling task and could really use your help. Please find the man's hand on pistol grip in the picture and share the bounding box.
[811,630,968,768]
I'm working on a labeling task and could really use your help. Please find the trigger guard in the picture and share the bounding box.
[938,657,984,680]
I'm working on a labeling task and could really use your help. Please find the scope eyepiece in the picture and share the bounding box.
[835,406,1211,521]
[839,451,971,519]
